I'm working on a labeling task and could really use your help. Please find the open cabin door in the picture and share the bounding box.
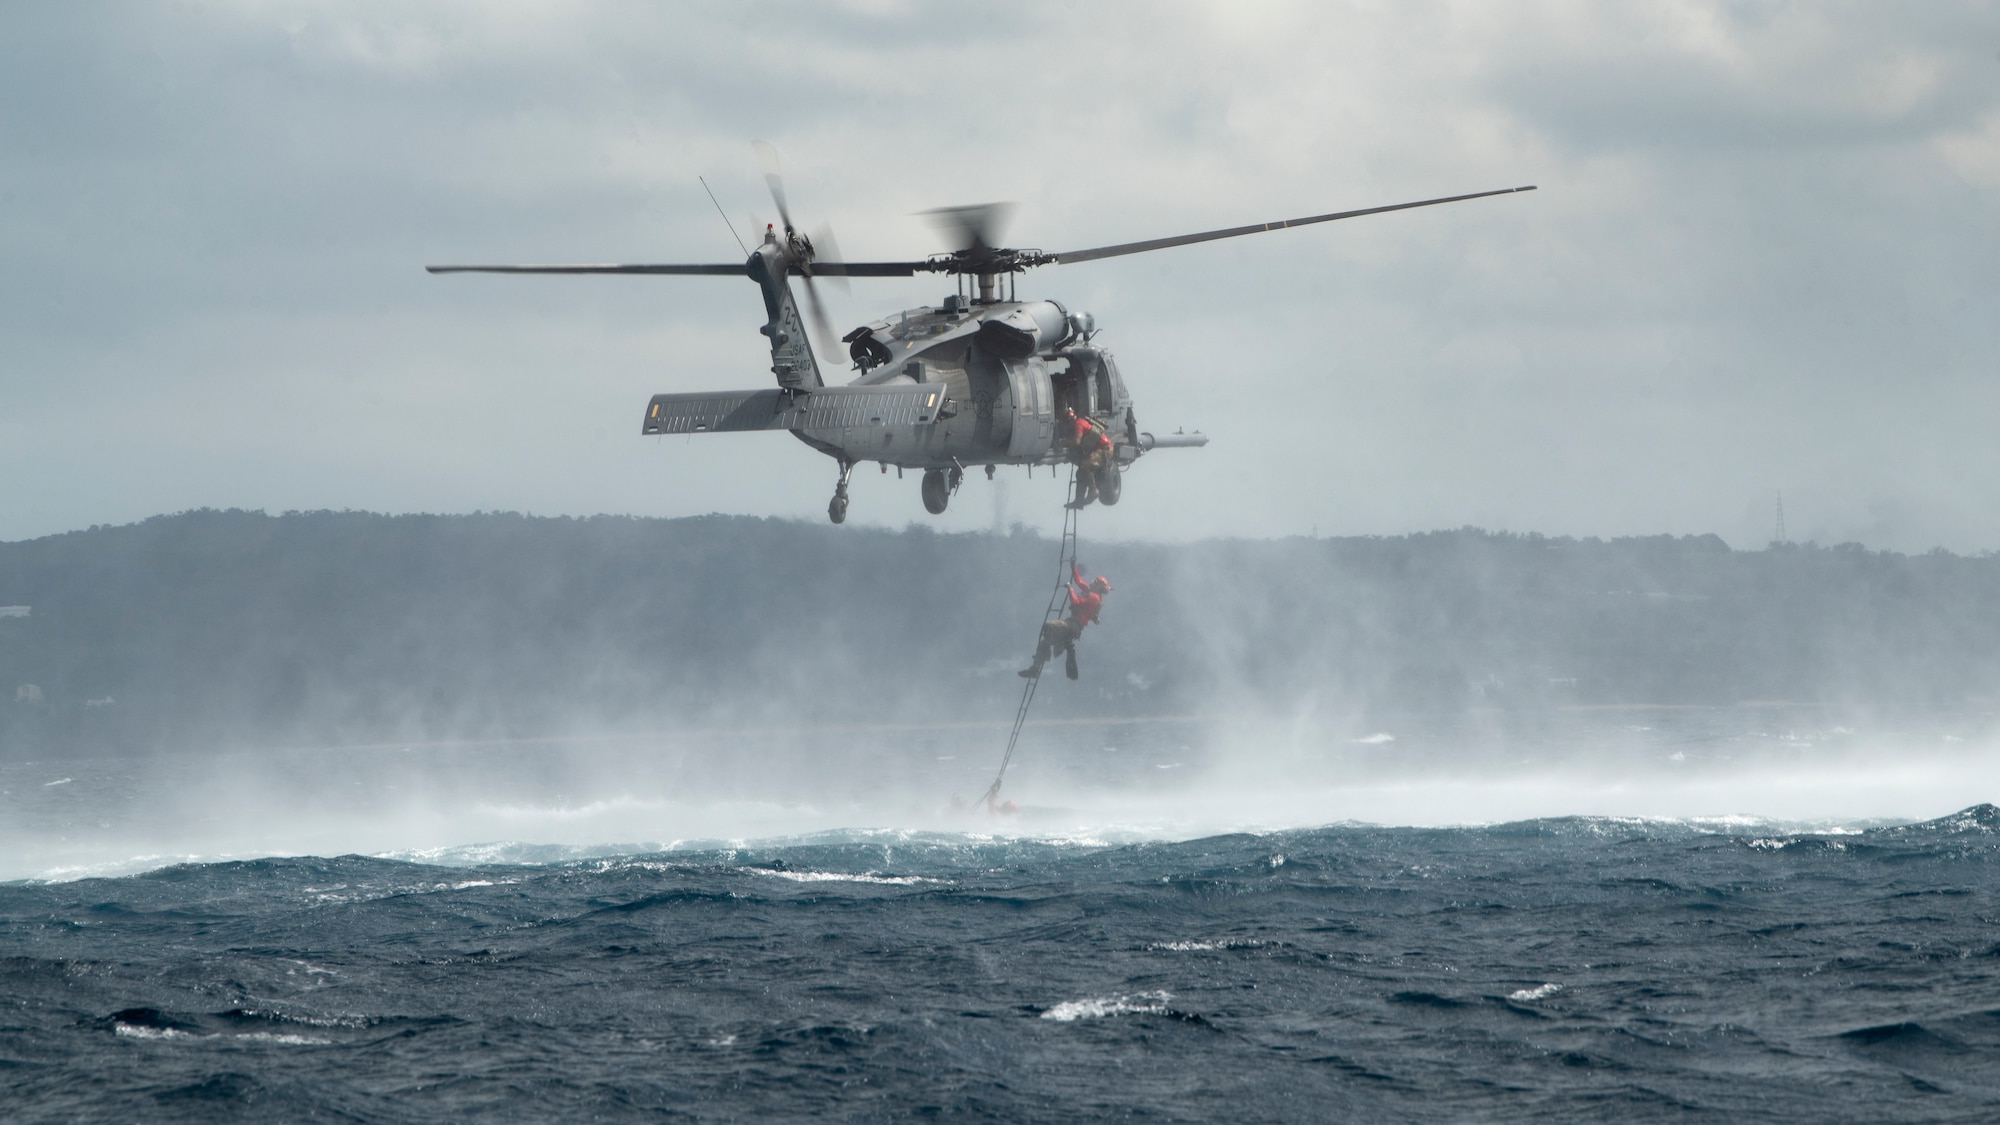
[1005,359,1055,458]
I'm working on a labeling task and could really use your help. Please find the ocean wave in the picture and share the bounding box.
[108,1007,340,1047]
[10,801,2000,1118]
[15,805,1994,887]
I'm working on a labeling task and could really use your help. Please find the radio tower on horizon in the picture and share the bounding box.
[1773,492,1787,546]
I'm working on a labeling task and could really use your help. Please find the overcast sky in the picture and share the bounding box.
[4,2,1998,551]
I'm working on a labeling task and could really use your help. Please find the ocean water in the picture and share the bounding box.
[5,714,2000,1121]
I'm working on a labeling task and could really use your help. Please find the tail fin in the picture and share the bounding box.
[749,242,822,392]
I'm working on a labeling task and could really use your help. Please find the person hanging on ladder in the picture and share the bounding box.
[1062,407,1114,509]
[1020,563,1111,680]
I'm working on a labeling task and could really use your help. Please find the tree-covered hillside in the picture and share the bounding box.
[2,510,1996,756]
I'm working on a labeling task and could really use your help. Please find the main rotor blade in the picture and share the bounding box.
[426,263,746,275]
[425,260,924,277]
[807,260,921,278]
[1050,185,1537,266]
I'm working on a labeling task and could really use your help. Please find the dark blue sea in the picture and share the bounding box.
[5,715,2000,1121]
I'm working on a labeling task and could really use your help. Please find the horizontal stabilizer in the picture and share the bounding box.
[642,383,948,436]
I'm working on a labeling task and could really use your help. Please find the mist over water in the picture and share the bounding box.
[8,706,1993,883]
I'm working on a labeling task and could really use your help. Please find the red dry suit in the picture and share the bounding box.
[1024,565,1112,678]
[1069,413,1111,456]
[1064,563,1103,629]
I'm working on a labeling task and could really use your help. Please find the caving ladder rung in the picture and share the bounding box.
[981,473,1080,809]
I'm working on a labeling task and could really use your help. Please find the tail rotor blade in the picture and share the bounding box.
[752,140,794,232]
[801,274,841,360]
[814,224,851,296]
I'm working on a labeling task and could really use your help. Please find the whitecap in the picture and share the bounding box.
[1149,938,1265,952]
[755,869,936,886]
[29,853,213,883]
[585,859,684,875]
[1508,983,1563,1002]
[1041,990,1173,1021]
[383,841,673,867]
[114,1021,332,1045]
[114,1023,195,1040]
[234,1007,360,1027]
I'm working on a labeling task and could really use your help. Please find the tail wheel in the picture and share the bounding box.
[921,469,950,514]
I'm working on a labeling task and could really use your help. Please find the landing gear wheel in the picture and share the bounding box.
[828,496,848,524]
[1097,463,1123,506]
[921,468,950,515]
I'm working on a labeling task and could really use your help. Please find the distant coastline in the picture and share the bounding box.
[4,509,1995,757]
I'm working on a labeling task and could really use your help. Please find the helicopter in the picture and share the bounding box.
[429,155,1534,523]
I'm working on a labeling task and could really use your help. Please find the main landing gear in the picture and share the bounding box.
[829,460,971,522]
[921,465,963,515]
[1096,462,1122,506]
[828,458,854,524]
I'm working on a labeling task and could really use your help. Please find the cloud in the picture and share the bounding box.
[2,2,1998,551]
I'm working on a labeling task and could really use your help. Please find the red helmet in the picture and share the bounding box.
[1090,576,1111,593]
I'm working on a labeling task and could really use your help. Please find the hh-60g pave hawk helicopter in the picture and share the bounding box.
[429,154,1535,523]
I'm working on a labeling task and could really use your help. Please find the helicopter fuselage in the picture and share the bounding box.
[637,235,1202,520]
[808,298,1137,472]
